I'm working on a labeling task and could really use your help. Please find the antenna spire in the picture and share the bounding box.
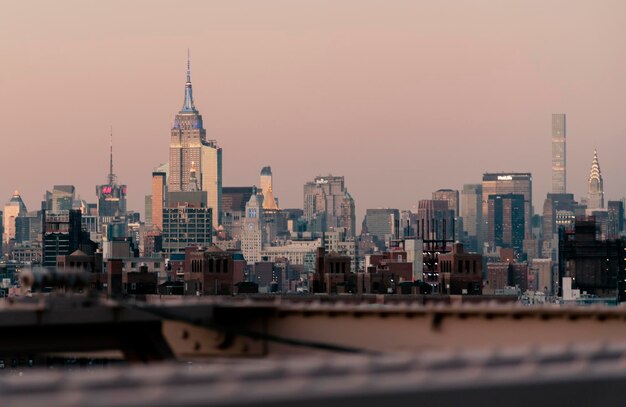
[181,49,196,112]
[108,126,117,185]
[187,48,191,83]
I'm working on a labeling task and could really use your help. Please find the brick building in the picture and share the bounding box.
[438,243,482,295]
[183,245,234,295]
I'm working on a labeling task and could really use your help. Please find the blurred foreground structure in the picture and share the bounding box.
[3,295,626,406]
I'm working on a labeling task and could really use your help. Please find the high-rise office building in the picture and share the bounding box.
[15,212,42,244]
[96,131,127,218]
[42,209,82,267]
[432,189,459,218]
[416,200,454,241]
[461,184,482,250]
[222,187,256,213]
[162,191,212,254]
[168,54,222,228]
[260,166,278,209]
[482,173,532,244]
[3,191,27,249]
[587,149,604,210]
[607,200,624,239]
[221,187,256,240]
[144,195,152,228]
[241,190,265,263]
[542,193,576,240]
[364,209,399,244]
[552,114,566,194]
[46,185,75,212]
[340,192,356,238]
[151,172,167,230]
[303,175,355,237]
[487,194,525,253]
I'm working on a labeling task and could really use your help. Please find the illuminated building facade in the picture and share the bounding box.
[151,172,167,230]
[168,54,222,228]
[586,149,604,210]
[3,191,27,250]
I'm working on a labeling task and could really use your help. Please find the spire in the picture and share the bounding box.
[587,148,604,210]
[263,185,280,211]
[108,126,117,185]
[181,49,196,112]
[589,148,602,181]
[187,48,191,82]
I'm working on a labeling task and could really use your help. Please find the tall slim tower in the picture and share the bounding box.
[96,129,127,218]
[151,172,167,230]
[169,52,222,227]
[551,114,566,194]
[587,149,604,210]
[241,189,265,263]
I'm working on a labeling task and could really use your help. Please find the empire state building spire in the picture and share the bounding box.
[181,49,196,112]
[587,149,604,210]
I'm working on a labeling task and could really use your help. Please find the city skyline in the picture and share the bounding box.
[2,1,625,222]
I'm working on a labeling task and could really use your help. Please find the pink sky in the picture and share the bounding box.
[1,0,625,222]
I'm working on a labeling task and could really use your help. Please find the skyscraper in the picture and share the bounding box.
[259,166,280,211]
[260,167,275,207]
[552,114,566,194]
[416,200,454,241]
[487,194,525,253]
[432,189,459,218]
[303,175,355,237]
[461,184,482,250]
[3,191,27,250]
[162,190,212,254]
[222,187,256,213]
[47,185,75,212]
[607,200,624,239]
[542,193,576,240]
[42,209,82,267]
[151,172,167,230]
[96,130,127,218]
[482,173,532,245]
[169,53,222,228]
[364,208,400,245]
[241,190,265,263]
[587,149,604,210]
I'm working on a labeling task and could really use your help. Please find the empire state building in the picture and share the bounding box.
[169,55,222,227]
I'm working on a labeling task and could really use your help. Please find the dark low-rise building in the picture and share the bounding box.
[183,245,234,295]
[438,243,482,295]
[559,218,626,301]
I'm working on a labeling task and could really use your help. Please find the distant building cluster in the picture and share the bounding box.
[0,64,623,305]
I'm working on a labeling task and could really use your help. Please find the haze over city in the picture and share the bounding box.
[2,0,625,222]
[4,2,626,404]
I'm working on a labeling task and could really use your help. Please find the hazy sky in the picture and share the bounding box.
[1,0,625,222]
